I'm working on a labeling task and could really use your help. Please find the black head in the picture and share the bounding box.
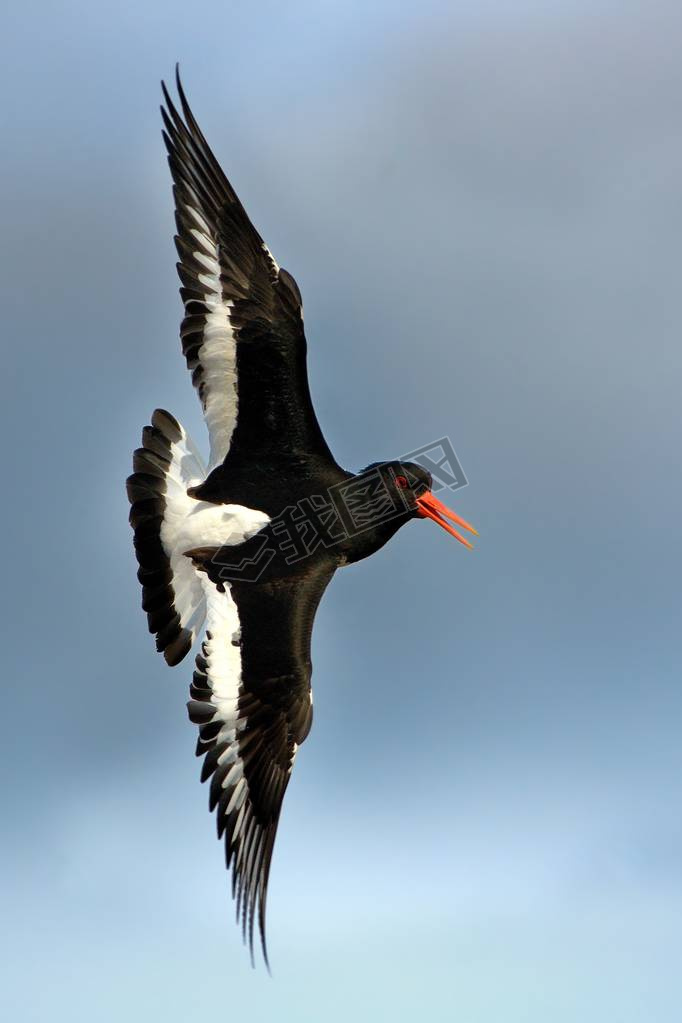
[338,459,476,565]
[362,460,433,514]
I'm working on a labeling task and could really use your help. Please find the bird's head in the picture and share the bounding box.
[358,460,477,550]
[390,461,477,548]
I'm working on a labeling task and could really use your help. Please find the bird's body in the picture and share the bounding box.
[127,71,476,964]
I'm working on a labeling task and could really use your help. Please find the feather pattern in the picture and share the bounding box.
[187,574,294,965]
[161,67,337,469]
[185,548,336,965]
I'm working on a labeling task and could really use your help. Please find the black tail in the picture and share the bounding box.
[126,409,201,666]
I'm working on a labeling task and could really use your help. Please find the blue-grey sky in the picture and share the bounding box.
[3,1,681,1020]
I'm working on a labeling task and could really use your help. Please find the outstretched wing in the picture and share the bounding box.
[161,69,336,471]
[186,550,335,965]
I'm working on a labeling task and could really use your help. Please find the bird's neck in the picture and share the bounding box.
[336,513,409,566]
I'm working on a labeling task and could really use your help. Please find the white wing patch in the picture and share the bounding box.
[192,576,250,848]
[158,423,208,639]
[261,240,280,274]
[158,417,270,643]
[187,218,238,471]
[200,575,242,727]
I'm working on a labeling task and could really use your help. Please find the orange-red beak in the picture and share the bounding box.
[415,491,478,549]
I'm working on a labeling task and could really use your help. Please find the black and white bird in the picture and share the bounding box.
[127,70,476,965]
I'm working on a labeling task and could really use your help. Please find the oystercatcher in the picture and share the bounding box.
[127,69,476,965]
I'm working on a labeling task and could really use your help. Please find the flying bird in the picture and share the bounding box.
[126,69,476,965]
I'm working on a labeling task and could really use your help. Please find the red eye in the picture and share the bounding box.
[395,475,409,489]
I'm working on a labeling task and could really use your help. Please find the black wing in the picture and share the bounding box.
[161,69,337,471]
[186,549,335,965]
